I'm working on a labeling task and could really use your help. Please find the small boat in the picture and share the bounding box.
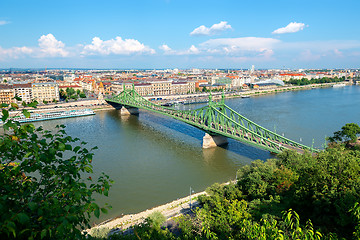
[332,83,346,88]
[162,102,173,107]
[241,96,250,98]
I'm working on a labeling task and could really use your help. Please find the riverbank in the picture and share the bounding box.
[87,190,206,237]
[230,82,349,98]
[9,82,349,117]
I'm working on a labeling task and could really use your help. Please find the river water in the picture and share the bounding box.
[35,86,360,223]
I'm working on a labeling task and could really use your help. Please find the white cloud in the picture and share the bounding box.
[188,45,200,54]
[159,44,200,55]
[200,37,280,54]
[0,46,33,60]
[190,21,232,36]
[272,22,306,34]
[0,20,10,26]
[298,50,321,61]
[159,44,172,52]
[83,36,155,55]
[38,34,69,57]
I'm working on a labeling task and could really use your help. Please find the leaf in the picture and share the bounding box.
[94,205,100,218]
[73,146,81,153]
[11,102,19,109]
[17,212,30,224]
[22,109,31,118]
[2,109,9,121]
[100,207,108,214]
[28,202,37,211]
[14,96,22,101]
[41,229,47,239]
[58,142,65,151]
[1,103,9,108]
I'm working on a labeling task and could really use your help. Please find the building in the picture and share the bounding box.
[171,81,196,95]
[0,84,15,104]
[13,83,32,103]
[32,82,59,103]
[134,83,153,96]
[111,79,195,96]
[278,73,306,82]
[149,79,172,96]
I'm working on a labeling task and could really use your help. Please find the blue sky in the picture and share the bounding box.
[0,0,359,69]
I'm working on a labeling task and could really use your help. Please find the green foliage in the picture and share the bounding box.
[109,223,175,240]
[89,227,111,239]
[237,159,278,199]
[281,146,360,232]
[350,202,360,239]
[60,88,86,101]
[287,77,342,86]
[328,123,360,143]
[94,124,360,240]
[145,211,166,230]
[0,99,112,239]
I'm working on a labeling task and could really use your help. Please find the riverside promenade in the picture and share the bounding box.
[87,191,206,236]
[10,82,347,117]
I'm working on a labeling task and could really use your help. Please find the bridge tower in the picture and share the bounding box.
[202,92,228,148]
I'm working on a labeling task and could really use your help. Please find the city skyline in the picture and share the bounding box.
[0,0,359,69]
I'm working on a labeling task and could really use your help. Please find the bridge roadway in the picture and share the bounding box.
[106,88,318,154]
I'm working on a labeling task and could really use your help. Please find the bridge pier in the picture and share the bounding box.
[120,106,139,115]
[202,133,228,148]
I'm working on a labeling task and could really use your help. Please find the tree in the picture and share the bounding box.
[66,87,76,97]
[0,99,112,239]
[328,123,360,143]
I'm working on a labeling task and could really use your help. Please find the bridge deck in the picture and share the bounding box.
[106,89,318,154]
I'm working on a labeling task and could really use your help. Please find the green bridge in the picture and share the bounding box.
[106,88,318,154]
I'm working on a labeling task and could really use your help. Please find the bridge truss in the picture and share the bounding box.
[106,88,318,154]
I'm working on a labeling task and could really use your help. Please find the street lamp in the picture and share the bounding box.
[189,187,195,210]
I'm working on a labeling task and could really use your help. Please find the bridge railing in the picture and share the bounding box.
[107,88,318,153]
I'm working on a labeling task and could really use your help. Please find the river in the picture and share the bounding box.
[34,85,360,224]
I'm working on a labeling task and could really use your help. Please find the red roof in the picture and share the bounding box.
[279,73,306,76]
[59,85,82,88]
[13,83,32,88]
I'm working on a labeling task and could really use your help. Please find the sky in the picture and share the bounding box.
[0,0,359,69]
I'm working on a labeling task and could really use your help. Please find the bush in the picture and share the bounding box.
[0,100,112,239]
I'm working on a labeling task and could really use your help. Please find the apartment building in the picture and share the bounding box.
[32,82,59,102]
[13,83,32,103]
[172,81,195,95]
[0,84,15,104]
[149,79,172,96]
[111,80,195,96]
[133,83,153,96]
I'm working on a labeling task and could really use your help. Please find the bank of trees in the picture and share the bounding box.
[0,99,112,239]
[59,88,87,101]
[106,124,360,240]
[287,77,344,86]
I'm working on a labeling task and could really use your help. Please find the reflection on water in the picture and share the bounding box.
[32,86,360,223]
